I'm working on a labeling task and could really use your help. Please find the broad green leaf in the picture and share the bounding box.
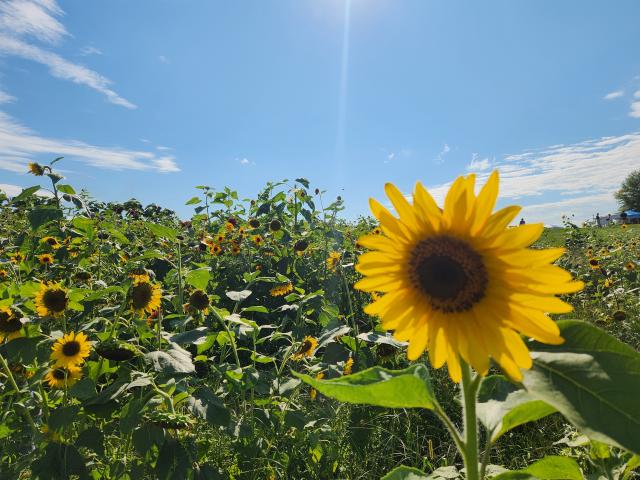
[146,222,178,239]
[185,268,211,290]
[242,305,269,314]
[56,184,76,194]
[294,365,436,410]
[76,427,104,456]
[28,206,62,230]
[171,327,210,345]
[186,388,230,427]
[10,185,40,202]
[381,466,429,480]
[523,320,640,454]
[185,196,202,205]
[145,344,195,374]
[494,456,582,480]
[477,375,556,441]
[226,290,252,302]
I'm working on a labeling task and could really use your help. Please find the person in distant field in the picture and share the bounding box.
[595,213,601,227]
[607,214,612,225]
[519,218,525,225]
[621,212,628,224]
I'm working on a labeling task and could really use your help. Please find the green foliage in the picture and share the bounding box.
[615,169,640,211]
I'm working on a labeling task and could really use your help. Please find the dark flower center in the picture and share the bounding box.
[409,236,487,313]
[249,219,260,228]
[294,240,309,252]
[189,290,210,310]
[270,220,281,231]
[132,283,153,309]
[52,368,67,380]
[62,340,81,356]
[43,289,68,313]
[0,311,21,333]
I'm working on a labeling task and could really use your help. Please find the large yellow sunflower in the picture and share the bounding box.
[34,283,69,318]
[131,279,162,316]
[355,172,583,382]
[44,365,82,388]
[50,331,91,367]
[0,306,22,342]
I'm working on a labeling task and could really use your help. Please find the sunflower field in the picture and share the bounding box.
[0,160,639,480]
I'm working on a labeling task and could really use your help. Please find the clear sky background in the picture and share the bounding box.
[0,0,639,224]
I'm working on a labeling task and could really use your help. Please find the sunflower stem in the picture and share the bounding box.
[0,352,37,432]
[461,360,480,480]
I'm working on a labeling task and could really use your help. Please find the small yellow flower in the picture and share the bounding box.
[231,245,241,256]
[34,283,68,318]
[252,235,264,246]
[621,224,628,230]
[41,236,61,249]
[270,282,294,297]
[343,357,354,376]
[589,258,600,269]
[625,262,636,271]
[326,251,341,271]
[38,253,54,265]
[225,222,235,232]
[10,252,24,264]
[0,269,7,280]
[216,233,226,243]
[603,278,613,288]
[44,365,82,388]
[50,332,91,368]
[292,336,318,361]
[210,244,222,256]
[0,306,22,342]
[310,372,324,400]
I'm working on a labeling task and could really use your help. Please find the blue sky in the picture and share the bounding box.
[1,0,640,224]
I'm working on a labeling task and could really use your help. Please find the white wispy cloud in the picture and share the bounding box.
[466,153,491,172]
[239,158,250,165]
[0,1,134,108]
[603,90,624,100]
[403,132,640,225]
[434,143,450,164]
[0,88,16,104]
[630,90,640,118]
[78,45,102,56]
[0,111,179,173]
[0,182,51,197]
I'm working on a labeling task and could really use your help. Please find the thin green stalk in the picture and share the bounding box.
[0,352,37,431]
[461,361,481,480]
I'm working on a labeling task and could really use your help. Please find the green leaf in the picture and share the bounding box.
[145,344,195,374]
[381,466,429,480]
[523,320,640,454]
[185,268,211,290]
[171,327,210,345]
[146,222,178,239]
[49,405,80,430]
[28,206,62,230]
[10,185,40,202]
[226,290,252,302]
[494,456,582,480]
[76,426,105,455]
[293,364,436,410]
[242,305,269,314]
[185,196,202,205]
[186,388,230,427]
[56,184,76,194]
[477,375,556,441]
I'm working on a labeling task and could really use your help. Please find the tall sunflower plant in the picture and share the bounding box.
[295,172,640,479]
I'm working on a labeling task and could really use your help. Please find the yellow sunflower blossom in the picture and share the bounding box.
[310,372,324,400]
[588,258,600,269]
[355,172,583,382]
[10,252,24,264]
[44,365,82,388]
[38,253,54,265]
[28,162,45,176]
[41,236,61,249]
[326,251,341,271]
[34,283,69,318]
[0,269,8,280]
[343,357,354,376]
[269,282,293,297]
[292,336,318,361]
[625,262,636,271]
[252,235,264,246]
[131,279,162,316]
[0,306,22,342]
[50,331,91,368]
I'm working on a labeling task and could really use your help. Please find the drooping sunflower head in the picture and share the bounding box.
[50,331,91,368]
[355,172,583,382]
[625,262,636,271]
[0,306,22,342]
[38,253,54,265]
[269,282,293,297]
[326,251,341,271]
[74,271,92,283]
[28,162,45,176]
[41,236,61,249]
[44,365,82,388]
[188,289,210,312]
[131,280,162,316]
[294,239,309,253]
[292,336,318,361]
[249,219,260,229]
[34,283,68,318]
[269,220,282,232]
